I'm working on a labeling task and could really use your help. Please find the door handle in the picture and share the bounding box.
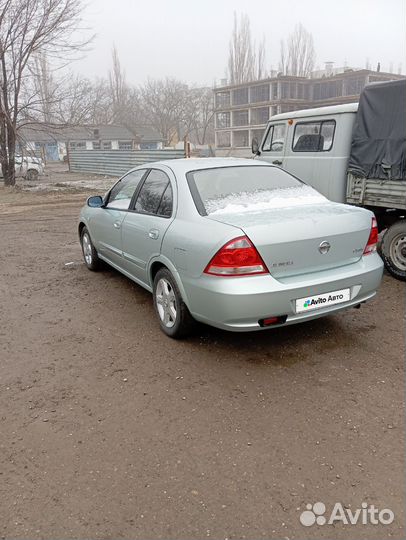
[272,160,282,165]
[113,221,121,229]
[148,228,159,240]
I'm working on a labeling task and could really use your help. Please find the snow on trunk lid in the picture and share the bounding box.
[205,185,327,215]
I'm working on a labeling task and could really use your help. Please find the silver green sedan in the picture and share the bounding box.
[78,158,383,338]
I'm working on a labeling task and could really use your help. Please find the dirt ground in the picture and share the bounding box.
[0,168,405,540]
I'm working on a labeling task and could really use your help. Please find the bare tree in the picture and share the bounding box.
[106,46,146,134]
[279,40,288,76]
[139,78,189,145]
[0,0,90,186]
[278,23,315,77]
[109,46,130,124]
[187,87,215,145]
[21,70,115,128]
[18,54,61,126]
[138,79,215,146]
[29,53,58,123]
[256,37,266,81]
[227,13,266,84]
[56,76,113,125]
[181,88,200,142]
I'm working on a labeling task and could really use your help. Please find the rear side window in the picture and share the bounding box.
[157,183,173,217]
[262,123,286,152]
[134,169,172,217]
[292,120,336,152]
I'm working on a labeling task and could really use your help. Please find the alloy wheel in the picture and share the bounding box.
[155,278,177,328]
[82,233,93,266]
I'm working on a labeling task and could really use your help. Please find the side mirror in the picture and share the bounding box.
[251,137,260,155]
[87,195,104,208]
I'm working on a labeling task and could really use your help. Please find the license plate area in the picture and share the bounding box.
[295,288,351,314]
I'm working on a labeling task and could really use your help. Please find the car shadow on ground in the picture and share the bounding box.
[94,262,360,367]
[188,315,351,367]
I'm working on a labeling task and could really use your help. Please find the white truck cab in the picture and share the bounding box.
[254,83,406,282]
[255,103,358,203]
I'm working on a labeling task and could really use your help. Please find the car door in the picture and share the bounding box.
[282,118,338,199]
[89,169,147,267]
[121,168,175,285]
[259,122,287,167]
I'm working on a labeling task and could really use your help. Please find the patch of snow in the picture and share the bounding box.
[205,185,327,215]
[22,179,115,192]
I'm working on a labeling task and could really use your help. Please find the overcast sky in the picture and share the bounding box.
[76,0,406,86]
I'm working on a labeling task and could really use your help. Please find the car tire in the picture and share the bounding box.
[153,268,195,338]
[380,220,406,281]
[80,226,101,271]
[26,169,39,182]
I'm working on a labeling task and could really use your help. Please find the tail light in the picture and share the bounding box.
[204,236,269,276]
[363,217,379,255]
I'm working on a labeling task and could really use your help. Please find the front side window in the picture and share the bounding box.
[292,120,336,152]
[262,123,286,152]
[106,169,146,210]
[134,169,172,217]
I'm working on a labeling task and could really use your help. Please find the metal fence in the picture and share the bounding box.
[68,149,185,176]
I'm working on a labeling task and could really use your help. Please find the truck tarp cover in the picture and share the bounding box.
[348,79,406,180]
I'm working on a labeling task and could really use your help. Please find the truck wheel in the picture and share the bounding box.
[381,220,406,281]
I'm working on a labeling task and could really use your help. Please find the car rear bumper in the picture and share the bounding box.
[182,254,384,331]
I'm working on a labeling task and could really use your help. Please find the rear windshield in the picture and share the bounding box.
[186,165,322,215]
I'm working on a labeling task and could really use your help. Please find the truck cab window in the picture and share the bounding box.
[262,123,286,152]
[320,120,336,151]
[292,120,336,152]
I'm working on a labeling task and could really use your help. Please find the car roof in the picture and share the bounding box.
[143,157,267,176]
[268,102,359,122]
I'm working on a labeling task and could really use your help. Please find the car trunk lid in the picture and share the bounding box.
[207,202,372,278]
